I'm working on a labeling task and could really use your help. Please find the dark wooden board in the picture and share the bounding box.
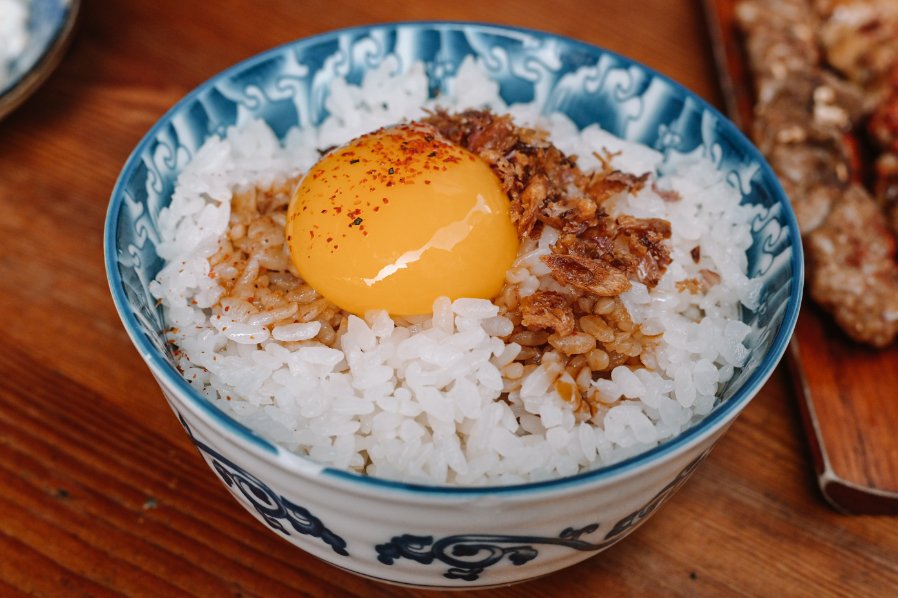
[704,0,898,514]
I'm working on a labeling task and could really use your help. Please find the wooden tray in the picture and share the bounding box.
[704,0,898,514]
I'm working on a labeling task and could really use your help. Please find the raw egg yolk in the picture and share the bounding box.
[286,124,519,316]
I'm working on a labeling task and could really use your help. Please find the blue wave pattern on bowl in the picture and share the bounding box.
[175,412,349,556]
[107,22,801,581]
[373,450,709,580]
[1,0,71,95]
[176,405,707,580]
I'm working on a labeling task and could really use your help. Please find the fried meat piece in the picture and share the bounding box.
[737,0,866,235]
[806,185,898,346]
[744,65,864,234]
[815,0,898,101]
[735,0,819,83]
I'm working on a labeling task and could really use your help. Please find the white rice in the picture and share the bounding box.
[150,57,761,486]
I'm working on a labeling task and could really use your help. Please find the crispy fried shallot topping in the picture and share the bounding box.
[520,291,576,337]
[424,109,672,297]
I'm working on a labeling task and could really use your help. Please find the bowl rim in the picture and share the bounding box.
[104,20,804,497]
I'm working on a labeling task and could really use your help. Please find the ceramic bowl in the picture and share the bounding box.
[105,22,802,588]
[0,0,79,120]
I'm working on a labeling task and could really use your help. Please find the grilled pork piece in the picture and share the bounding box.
[736,0,864,235]
[814,0,898,103]
[807,185,898,346]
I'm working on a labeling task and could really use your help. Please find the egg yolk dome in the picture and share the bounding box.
[286,124,520,316]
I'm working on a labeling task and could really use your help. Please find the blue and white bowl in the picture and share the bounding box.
[104,22,802,588]
[0,0,78,119]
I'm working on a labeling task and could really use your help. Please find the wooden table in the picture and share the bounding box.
[2,0,896,595]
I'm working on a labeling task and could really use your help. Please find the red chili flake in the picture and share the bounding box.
[424,180,431,185]
[349,159,360,164]
[383,198,390,204]
[374,206,380,212]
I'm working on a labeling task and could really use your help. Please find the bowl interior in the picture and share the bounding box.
[105,22,802,491]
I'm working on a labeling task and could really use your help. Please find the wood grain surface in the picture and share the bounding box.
[705,0,898,515]
[1,0,897,595]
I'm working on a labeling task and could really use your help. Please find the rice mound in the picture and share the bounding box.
[150,57,761,486]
